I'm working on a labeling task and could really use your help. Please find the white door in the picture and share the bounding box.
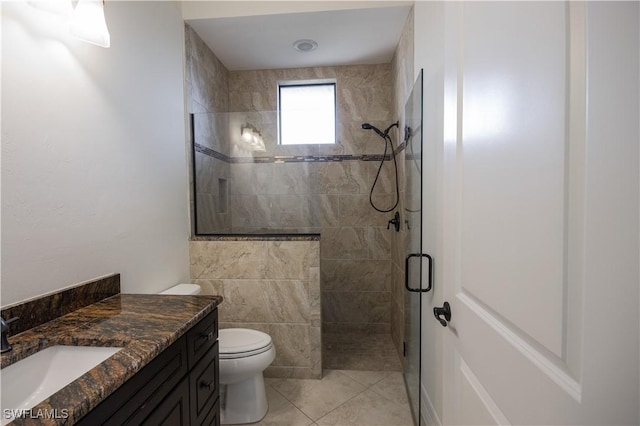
[439,2,639,425]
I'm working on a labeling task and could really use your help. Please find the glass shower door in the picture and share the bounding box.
[403,70,425,425]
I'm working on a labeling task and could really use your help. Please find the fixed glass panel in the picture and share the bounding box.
[403,70,424,425]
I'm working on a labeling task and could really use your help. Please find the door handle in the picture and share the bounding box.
[404,253,433,292]
[433,302,451,327]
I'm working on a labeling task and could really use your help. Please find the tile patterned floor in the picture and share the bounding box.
[323,332,403,371]
[236,369,413,426]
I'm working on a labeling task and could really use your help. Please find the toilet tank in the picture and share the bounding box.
[159,284,201,295]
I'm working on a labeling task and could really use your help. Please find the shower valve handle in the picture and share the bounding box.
[387,211,400,232]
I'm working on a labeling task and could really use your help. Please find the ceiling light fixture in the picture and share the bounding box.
[292,39,318,53]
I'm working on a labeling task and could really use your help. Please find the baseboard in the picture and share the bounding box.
[421,381,442,426]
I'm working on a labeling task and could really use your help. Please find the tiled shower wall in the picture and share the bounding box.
[228,66,396,334]
[390,10,415,358]
[190,238,321,379]
[186,24,400,340]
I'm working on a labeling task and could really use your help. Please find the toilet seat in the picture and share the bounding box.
[219,328,273,359]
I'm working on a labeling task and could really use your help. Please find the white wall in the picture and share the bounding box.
[1,1,190,305]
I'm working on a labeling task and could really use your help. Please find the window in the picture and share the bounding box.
[278,80,336,145]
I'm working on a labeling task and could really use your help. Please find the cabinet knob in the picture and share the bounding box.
[200,380,213,390]
[200,331,214,341]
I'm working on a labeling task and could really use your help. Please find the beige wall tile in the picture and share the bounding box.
[366,227,392,260]
[320,227,368,260]
[269,323,311,367]
[216,279,310,323]
[219,322,270,334]
[193,279,224,296]
[322,322,390,335]
[190,241,267,279]
[367,160,398,196]
[321,259,390,292]
[390,297,404,357]
[309,266,322,327]
[314,162,369,195]
[338,195,391,227]
[310,194,339,228]
[309,241,320,268]
[229,195,279,230]
[266,241,311,279]
[264,366,318,379]
[390,263,405,305]
[309,325,322,377]
[322,292,390,324]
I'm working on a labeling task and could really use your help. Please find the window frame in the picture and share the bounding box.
[277,79,337,146]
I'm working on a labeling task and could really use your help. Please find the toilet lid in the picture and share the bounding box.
[219,328,272,359]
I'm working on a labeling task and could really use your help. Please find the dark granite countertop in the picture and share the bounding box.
[1,293,223,425]
[191,234,320,241]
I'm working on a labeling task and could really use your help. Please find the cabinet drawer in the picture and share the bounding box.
[186,309,218,368]
[189,342,219,425]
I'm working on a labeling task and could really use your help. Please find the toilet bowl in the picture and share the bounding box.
[219,328,276,425]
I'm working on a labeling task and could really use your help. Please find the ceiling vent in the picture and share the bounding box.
[292,39,318,52]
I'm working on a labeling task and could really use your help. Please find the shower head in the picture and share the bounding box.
[361,123,386,138]
[362,122,400,139]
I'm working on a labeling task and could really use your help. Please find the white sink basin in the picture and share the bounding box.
[1,345,122,425]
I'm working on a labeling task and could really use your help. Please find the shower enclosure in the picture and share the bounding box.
[190,90,403,372]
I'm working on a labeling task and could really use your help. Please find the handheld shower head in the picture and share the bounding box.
[361,123,386,138]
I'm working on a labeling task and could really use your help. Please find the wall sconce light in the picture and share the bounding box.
[27,0,73,17]
[69,0,111,48]
[28,0,111,47]
[241,126,254,143]
[240,124,266,152]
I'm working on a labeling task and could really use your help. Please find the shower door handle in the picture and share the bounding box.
[404,253,433,292]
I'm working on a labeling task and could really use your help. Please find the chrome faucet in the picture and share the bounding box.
[1,316,19,353]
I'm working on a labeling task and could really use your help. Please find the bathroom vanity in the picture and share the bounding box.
[0,275,222,425]
[76,308,219,425]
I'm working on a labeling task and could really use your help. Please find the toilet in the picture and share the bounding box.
[160,284,275,424]
[218,328,276,424]
[159,283,202,295]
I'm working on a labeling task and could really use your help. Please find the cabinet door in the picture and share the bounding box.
[190,343,219,424]
[142,378,190,426]
[200,400,220,426]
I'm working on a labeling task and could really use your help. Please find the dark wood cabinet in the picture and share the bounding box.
[141,377,190,426]
[77,309,219,426]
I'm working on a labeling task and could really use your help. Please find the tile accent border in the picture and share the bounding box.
[195,142,407,165]
[1,274,120,337]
